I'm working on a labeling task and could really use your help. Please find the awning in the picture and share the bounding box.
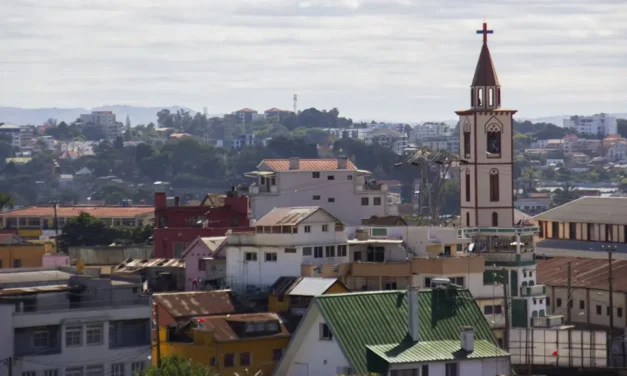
[244,171,276,178]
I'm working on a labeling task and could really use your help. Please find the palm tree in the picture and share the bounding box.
[552,184,580,207]
[0,192,14,211]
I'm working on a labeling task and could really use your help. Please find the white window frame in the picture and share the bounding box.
[244,252,257,262]
[65,367,83,376]
[44,370,59,376]
[131,362,145,374]
[86,324,103,345]
[65,326,82,347]
[304,225,311,233]
[319,323,333,340]
[265,253,277,262]
[22,372,36,376]
[85,365,104,376]
[322,225,328,232]
[33,330,50,348]
[111,365,124,376]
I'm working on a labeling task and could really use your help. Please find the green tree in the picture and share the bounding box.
[552,184,580,207]
[59,212,113,248]
[0,192,14,210]
[140,355,219,376]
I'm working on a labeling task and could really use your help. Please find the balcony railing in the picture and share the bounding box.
[483,252,535,266]
[13,296,150,314]
[521,285,546,297]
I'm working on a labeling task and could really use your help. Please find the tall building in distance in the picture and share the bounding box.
[80,111,121,141]
[563,113,617,137]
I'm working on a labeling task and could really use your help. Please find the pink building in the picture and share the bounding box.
[181,236,227,291]
[42,252,70,267]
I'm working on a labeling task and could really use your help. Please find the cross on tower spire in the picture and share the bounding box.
[476,22,493,44]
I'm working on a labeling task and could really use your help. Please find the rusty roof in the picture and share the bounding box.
[271,276,301,296]
[537,257,627,293]
[255,206,340,227]
[265,107,286,113]
[193,313,289,342]
[0,205,153,218]
[258,158,357,172]
[236,108,257,113]
[472,42,500,87]
[112,258,184,274]
[154,290,236,319]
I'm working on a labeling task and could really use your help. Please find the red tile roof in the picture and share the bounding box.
[259,158,357,171]
[0,206,153,218]
[265,107,286,113]
[235,108,256,113]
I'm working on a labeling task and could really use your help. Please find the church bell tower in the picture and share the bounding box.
[456,22,516,228]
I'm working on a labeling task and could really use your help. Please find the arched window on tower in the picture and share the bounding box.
[471,88,475,107]
[488,88,494,107]
[465,169,471,202]
[489,169,500,202]
[497,88,501,106]
[492,212,498,227]
[466,212,470,227]
[477,88,483,107]
[463,123,471,158]
[486,124,501,157]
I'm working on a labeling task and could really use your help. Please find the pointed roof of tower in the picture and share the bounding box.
[471,42,500,87]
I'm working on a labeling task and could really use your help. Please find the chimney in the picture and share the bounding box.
[174,196,180,207]
[154,192,166,209]
[289,157,300,170]
[408,276,420,342]
[337,156,348,170]
[460,326,475,352]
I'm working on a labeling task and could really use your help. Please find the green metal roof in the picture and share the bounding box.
[315,288,502,375]
[367,340,509,364]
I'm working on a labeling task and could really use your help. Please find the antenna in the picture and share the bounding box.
[293,93,298,113]
[203,106,208,117]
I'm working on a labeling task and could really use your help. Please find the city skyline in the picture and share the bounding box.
[1,0,625,122]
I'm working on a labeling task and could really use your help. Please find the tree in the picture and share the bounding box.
[59,212,112,248]
[0,192,14,211]
[618,119,627,138]
[552,184,581,207]
[141,355,219,376]
[113,136,124,149]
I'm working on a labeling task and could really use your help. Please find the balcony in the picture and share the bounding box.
[521,285,546,297]
[412,255,484,275]
[355,182,388,193]
[13,296,151,315]
[248,184,278,195]
[483,252,535,267]
[351,262,411,277]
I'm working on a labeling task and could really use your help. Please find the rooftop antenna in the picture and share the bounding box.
[293,93,298,113]
[203,106,208,117]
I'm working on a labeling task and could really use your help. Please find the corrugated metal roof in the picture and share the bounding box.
[288,277,339,297]
[0,284,77,296]
[533,197,627,225]
[0,270,75,284]
[271,277,301,296]
[315,289,499,375]
[259,158,357,172]
[0,205,153,218]
[255,207,326,227]
[537,239,627,259]
[200,237,227,253]
[193,313,290,342]
[155,290,236,319]
[113,258,184,273]
[537,257,627,293]
[367,340,508,364]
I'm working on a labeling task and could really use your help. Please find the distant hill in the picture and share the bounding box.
[517,113,627,127]
[0,105,198,126]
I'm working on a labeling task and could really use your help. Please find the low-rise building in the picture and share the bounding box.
[514,196,551,215]
[232,108,262,124]
[80,111,121,141]
[0,124,22,147]
[112,258,185,292]
[268,276,348,315]
[181,236,227,291]
[0,242,53,268]
[274,287,510,376]
[364,128,408,155]
[564,113,617,137]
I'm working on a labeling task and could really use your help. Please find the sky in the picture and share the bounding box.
[1,0,626,123]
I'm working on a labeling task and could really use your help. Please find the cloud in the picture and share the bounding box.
[0,0,624,122]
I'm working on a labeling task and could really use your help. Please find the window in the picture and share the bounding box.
[484,305,502,315]
[596,305,602,315]
[607,306,611,316]
[197,259,206,271]
[337,245,347,257]
[312,172,320,178]
[322,225,328,232]
[361,197,369,206]
[272,348,283,362]
[23,372,36,376]
[314,247,323,258]
[240,352,251,367]
[325,246,335,257]
[14,259,21,268]
[547,297,551,306]
[86,366,103,376]
[580,300,585,310]
[463,131,471,157]
[347,175,353,180]
[453,277,464,286]
[488,88,494,106]
[66,326,82,347]
[465,170,471,202]
[313,195,320,201]
[173,242,185,258]
[529,271,533,277]
[284,247,296,253]
[111,364,124,376]
[320,323,332,340]
[303,247,312,256]
[131,362,145,374]
[86,324,103,345]
[556,298,562,308]
[569,222,577,240]
[489,169,500,202]
[244,252,257,261]
[328,198,335,203]
[373,197,381,206]
[33,330,50,348]
[65,368,83,376]
[353,251,362,261]
[265,253,277,262]
[477,88,483,106]
[422,364,429,376]
[487,124,501,157]
[424,277,432,288]
[391,371,417,376]
[384,282,397,290]
[445,363,458,376]
[304,225,311,233]
[466,212,470,227]
[231,216,239,227]
[44,370,59,376]
[327,175,335,180]
[491,212,498,227]
[619,308,623,318]
[224,354,235,368]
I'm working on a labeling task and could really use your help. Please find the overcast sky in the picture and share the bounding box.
[1,0,626,122]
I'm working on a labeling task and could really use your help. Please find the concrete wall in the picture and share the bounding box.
[547,285,627,328]
[0,244,51,268]
[69,245,153,265]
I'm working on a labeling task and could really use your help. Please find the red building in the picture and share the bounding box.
[153,190,252,258]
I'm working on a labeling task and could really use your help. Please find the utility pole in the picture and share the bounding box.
[605,244,615,366]
[50,200,60,253]
[567,262,572,324]
[154,300,162,368]
[502,268,510,351]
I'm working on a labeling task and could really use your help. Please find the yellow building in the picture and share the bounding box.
[156,313,290,375]
[0,242,52,268]
[152,290,290,375]
[268,276,349,314]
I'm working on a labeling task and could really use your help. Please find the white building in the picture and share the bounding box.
[80,111,120,141]
[416,135,460,155]
[0,124,22,148]
[607,142,627,162]
[364,128,408,155]
[246,158,398,226]
[225,207,348,287]
[0,268,151,376]
[564,114,617,137]
[515,197,551,214]
[411,122,452,142]
[274,285,510,376]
